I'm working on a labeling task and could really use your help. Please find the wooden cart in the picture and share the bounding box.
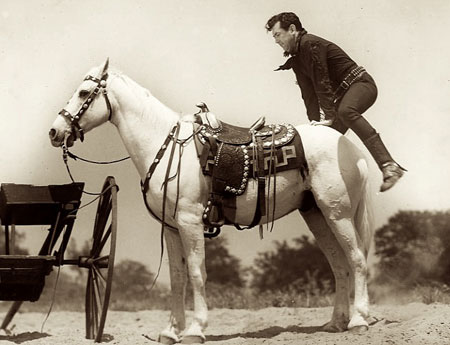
[0,176,118,342]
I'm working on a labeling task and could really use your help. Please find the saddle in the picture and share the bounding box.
[194,103,308,238]
[195,102,266,145]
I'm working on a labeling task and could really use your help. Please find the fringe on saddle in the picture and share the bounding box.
[193,103,308,238]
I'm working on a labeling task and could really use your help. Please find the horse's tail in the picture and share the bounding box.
[354,159,374,258]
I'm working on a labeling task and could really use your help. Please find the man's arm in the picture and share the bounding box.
[296,72,321,122]
[305,40,337,123]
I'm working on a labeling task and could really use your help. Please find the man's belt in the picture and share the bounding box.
[333,66,366,104]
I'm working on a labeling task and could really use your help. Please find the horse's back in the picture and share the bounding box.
[296,124,364,160]
[296,124,369,213]
[297,124,367,173]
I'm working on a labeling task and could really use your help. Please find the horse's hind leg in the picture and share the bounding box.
[300,206,351,332]
[319,213,370,331]
[159,228,188,344]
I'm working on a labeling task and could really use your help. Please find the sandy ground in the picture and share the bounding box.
[0,303,449,345]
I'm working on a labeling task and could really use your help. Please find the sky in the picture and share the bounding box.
[1,0,450,286]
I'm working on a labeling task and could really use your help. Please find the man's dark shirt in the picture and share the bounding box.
[277,30,358,121]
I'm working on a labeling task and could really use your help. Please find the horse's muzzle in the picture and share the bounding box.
[49,127,75,147]
[49,128,57,140]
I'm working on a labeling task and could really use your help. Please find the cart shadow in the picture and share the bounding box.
[0,332,115,344]
[207,325,322,341]
[0,331,50,344]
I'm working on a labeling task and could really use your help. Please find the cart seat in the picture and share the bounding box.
[0,182,84,226]
[0,255,55,301]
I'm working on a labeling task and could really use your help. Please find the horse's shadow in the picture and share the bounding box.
[207,325,322,341]
[0,331,50,344]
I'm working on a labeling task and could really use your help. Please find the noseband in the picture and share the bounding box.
[59,73,112,142]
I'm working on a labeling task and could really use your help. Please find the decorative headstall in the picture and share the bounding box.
[58,73,112,142]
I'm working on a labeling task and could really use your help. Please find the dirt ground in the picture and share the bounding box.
[0,303,449,345]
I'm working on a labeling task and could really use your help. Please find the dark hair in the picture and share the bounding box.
[265,12,303,32]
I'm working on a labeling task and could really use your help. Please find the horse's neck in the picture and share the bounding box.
[110,77,180,178]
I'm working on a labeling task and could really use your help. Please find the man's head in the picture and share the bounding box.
[266,12,303,54]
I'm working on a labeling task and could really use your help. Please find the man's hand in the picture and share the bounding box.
[310,119,334,126]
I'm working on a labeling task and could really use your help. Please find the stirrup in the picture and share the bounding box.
[202,195,225,228]
[204,226,221,238]
[380,162,406,192]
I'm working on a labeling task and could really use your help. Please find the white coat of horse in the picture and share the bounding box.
[49,60,374,344]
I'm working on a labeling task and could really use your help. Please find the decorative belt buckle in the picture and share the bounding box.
[341,80,350,90]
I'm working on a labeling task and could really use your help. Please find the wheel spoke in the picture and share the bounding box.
[92,224,112,258]
[93,254,109,263]
[93,265,107,287]
[94,274,105,307]
[86,273,93,338]
[91,270,99,334]
[99,225,112,254]
[92,195,108,239]
[92,199,112,247]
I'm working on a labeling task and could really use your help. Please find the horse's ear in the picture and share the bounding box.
[101,58,109,75]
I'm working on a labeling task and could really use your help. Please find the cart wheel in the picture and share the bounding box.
[85,176,118,342]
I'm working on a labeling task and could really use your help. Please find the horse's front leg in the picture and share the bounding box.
[176,210,208,344]
[159,228,188,344]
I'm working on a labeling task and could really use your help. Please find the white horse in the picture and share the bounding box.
[49,60,374,344]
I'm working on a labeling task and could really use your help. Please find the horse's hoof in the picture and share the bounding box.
[181,335,205,344]
[348,325,369,334]
[321,323,347,333]
[158,335,179,345]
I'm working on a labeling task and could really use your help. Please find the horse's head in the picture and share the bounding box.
[49,58,113,147]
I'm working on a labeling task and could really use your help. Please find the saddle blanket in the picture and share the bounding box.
[196,123,308,195]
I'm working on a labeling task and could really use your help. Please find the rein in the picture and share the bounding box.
[61,144,111,196]
[64,147,130,165]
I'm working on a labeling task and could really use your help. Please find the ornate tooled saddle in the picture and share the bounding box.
[193,103,308,238]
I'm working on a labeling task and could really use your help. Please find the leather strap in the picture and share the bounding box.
[246,137,265,228]
[333,66,366,104]
[140,124,180,227]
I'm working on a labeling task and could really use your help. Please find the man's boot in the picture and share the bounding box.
[363,133,406,192]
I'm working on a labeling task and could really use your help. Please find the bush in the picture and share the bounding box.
[414,283,450,305]
[251,236,333,295]
[205,283,334,310]
[374,210,450,286]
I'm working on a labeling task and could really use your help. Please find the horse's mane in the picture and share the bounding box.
[107,67,184,124]
[110,68,152,98]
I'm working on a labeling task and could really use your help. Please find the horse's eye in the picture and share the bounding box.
[78,90,90,98]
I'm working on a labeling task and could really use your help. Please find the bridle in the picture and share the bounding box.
[58,73,113,142]
[57,70,129,195]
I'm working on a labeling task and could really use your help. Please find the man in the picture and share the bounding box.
[266,12,405,192]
